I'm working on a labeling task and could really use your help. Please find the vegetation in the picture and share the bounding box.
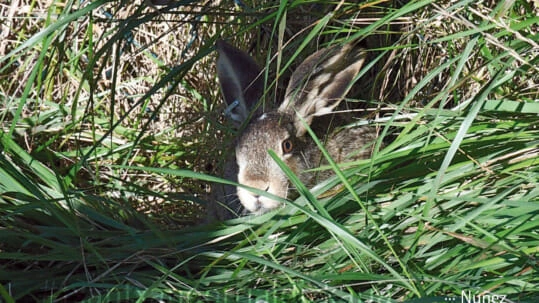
[0,0,537,302]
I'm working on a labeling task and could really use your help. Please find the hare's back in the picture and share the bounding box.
[326,126,378,162]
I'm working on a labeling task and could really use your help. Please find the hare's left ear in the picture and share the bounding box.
[216,40,264,125]
[278,42,367,136]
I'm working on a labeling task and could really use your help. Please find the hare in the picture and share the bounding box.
[215,40,378,215]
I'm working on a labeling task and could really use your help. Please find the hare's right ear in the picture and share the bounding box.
[216,40,264,124]
[278,43,367,137]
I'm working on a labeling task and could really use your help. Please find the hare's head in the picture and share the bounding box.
[216,40,367,214]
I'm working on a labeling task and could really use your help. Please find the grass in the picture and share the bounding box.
[1,0,538,302]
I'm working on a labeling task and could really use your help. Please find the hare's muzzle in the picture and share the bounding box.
[237,186,282,214]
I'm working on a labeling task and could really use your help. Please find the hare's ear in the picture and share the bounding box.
[278,43,367,136]
[216,40,264,124]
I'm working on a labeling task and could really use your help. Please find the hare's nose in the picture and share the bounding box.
[253,186,270,199]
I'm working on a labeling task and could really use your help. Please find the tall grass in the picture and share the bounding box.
[0,0,538,302]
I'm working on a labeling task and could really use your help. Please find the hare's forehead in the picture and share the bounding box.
[237,114,293,152]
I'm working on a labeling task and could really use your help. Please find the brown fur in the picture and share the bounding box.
[216,40,378,214]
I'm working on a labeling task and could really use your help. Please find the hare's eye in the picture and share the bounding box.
[282,139,293,154]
